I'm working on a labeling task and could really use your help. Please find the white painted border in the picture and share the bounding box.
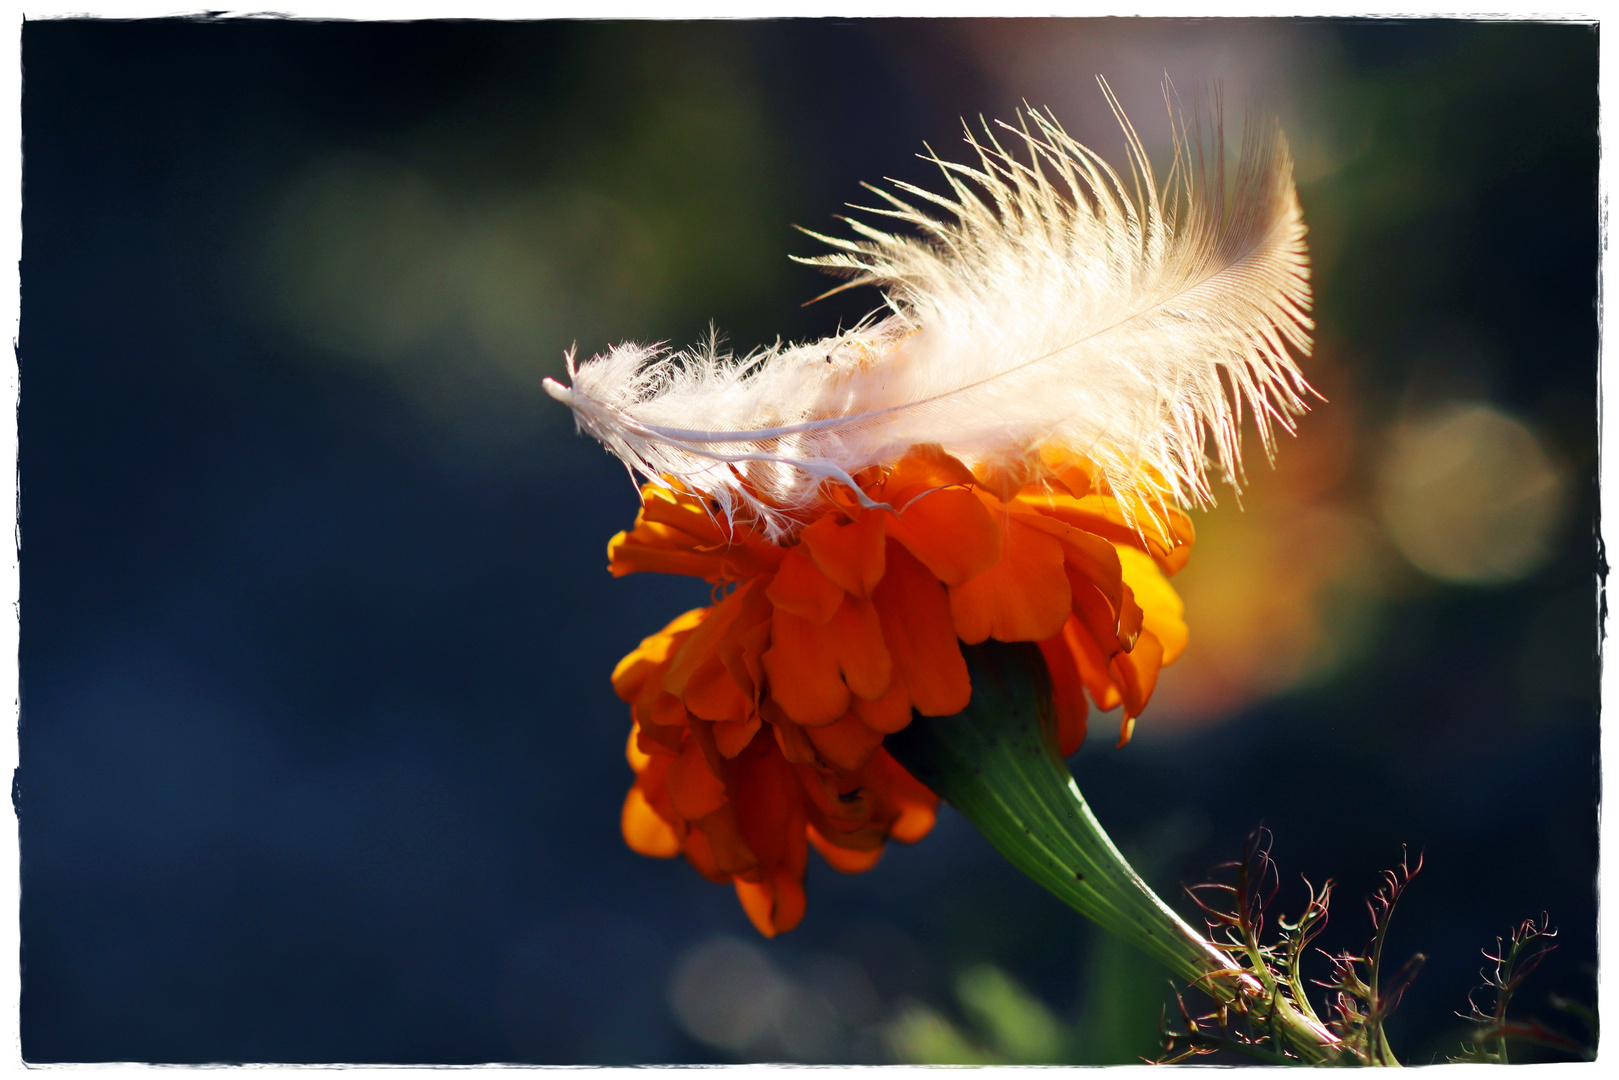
[0,5,1605,1075]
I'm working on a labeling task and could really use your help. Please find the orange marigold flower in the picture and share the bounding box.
[608,445,1191,936]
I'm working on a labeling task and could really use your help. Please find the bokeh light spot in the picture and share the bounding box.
[1376,402,1568,585]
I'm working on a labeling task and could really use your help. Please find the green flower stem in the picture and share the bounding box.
[885,640,1344,1065]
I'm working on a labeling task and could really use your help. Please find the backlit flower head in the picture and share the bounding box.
[548,89,1311,936]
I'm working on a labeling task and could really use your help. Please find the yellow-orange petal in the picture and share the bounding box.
[949,518,1072,644]
[884,486,1003,586]
[808,824,885,873]
[871,541,971,717]
[622,785,682,857]
[806,712,886,772]
[667,739,728,821]
[801,511,887,597]
[1116,545,1188,664]
[766,545,845,624]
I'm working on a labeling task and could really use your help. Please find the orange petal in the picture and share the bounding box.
[680,824,727,883]
[691,804,757,878]
[684,658,752,723]
[851,676,914,734]
[635,718,683,757]
[645,691,688,729]
[663,589,748,698]
[1017,491,1193,575]
[1110,629,1166,724]
[876,444,980,505]
[607,523,726,580]
[763,597,892,725]
[949,518,1072,644]
[766,545,845,624]
[1116,545,1188,664]
[717,578,774,698]
[970,452,1042,504]
[713,716,763,758]
[622,784,682,857]
[1036,446,1096,497]
[762,607,850,725]
[871,541,971,717]
[769,709,820,765]
[830,597,893,702]
[1014,509,1126,612]
[808,824,885,873]
[1064,616,1122,712]
[731,747,809,879]
[611,608,707,702]
[801,511,887,597]
[734,869,807,937]
[1068,570,1127,659]
[884,487,1003,586]
[806,713,886,772]
[667,739,727,821]
[866,749,939,844]
[626,724,651,772]
[636,485,729,545]
[793,763,874,826]
[1037,630,1090,756]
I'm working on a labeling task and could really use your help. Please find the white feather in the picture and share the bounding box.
[545,86,1313,540]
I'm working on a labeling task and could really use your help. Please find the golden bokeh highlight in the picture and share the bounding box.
[1376,402,1568,585]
